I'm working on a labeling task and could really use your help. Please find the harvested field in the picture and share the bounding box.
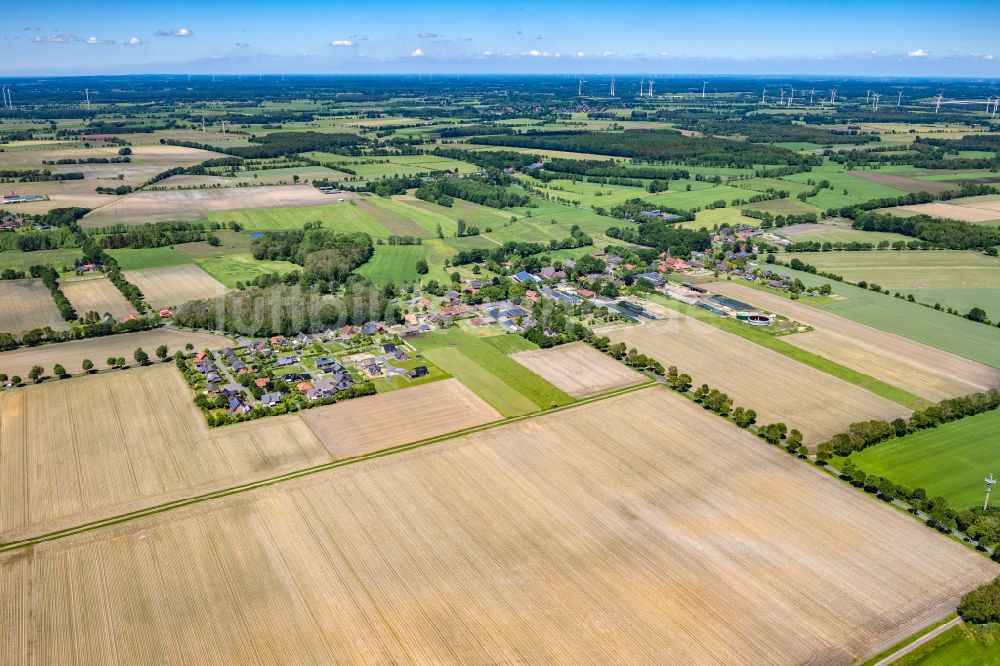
[2,388,994,664]
[896,202,1000,223]
[125,263,227,308]
[849,170,957,195]
[0,363,330,542]
[61,275,137,320]
[709,282,1000,401]
[598,314,908,443]
[301,378,501,458]
[0,328,232,379]
[80,185,334,226]
[0,279,66,334]
[511,342,645,398]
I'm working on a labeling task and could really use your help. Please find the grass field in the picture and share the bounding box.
[206,199,390,235]
[897,623,1000,665]
[61,275,136,320]
[301,378,501,458]
[410,327,574,416]
[3,387,994,664]
[778,222,913,246]
[106,246,190,271]
[0,328,232,379]
[511,342,646,398]
[353,244,427,284]
[599,313,910,444]
[125,264,227,308]
[784,250,1000,320]
[768,265,1000,368]
[0,249,80,274]
[0,363,330,542]
[849,409,1000,508]
[0,278,67,334]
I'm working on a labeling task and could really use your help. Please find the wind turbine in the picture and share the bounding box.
[702,81,707,98]
[829,88,837,105]
[788,86,795,106]
[779,89,785,105]
[761,88,767,104]
[897,89,904,107]
[647,78,654,97]
[84,88,91,109]
[808,88,816,104]
[578,77,585,96]
[865,90,873,104]
[872,93,881,111]
[639,79,645,96]
[610,77,615,97]
[934,93,944,113]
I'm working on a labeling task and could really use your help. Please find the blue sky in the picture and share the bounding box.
[2,0,999,76]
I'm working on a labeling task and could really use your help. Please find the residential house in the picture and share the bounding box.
[274,355,298,367]
[361,321,379,336]
[269,335,287,346]
[409,366,429,378]
[254,377,272,389]
[260,392,283,407]
[512,271,542,284]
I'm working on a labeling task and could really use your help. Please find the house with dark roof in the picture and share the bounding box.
[260,392,283,407]
[274,355,298,367]
[512,271,541,284]
[361,322,379,336]
[409,366,429,378]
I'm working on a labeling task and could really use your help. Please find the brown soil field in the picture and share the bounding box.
[0,279,67,335]
[511,342,646,398]
[0,363,331,543]
[302,378,501,458]
[709,282,1000,401]
[60,275,137,320]
[896,202,1000,223]
[0,328,232,379]
[849,170,957,194]
[125,264,227,309]
[80,185,334,226]
[597,314,909,444]
[2,387,993,664]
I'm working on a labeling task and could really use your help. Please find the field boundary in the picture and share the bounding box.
[0,380,654,553]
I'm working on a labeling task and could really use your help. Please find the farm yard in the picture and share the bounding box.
[511,342,646,398]
[0,279,67,335]
[0,363,331,543]
[598,314,910,444]
[1,388,994,664]
[60,275,137,320]
[708,282,1000,401]
[301,378,501,459]
[124,264,227,309]
[0,327,232,379]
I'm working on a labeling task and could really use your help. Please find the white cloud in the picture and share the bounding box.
[907,49,929,57]
[601,51,614,57]
[235,42,250,48]
[330,39,356,47]
[525,49,542,57]
[31,33,77,43]
[155,27,192,37]
[125,36,143,46]
[85,36,114,45]
[576,51,584,57]
[985,54,995,61]
[22,26,40,32]
[480,50,492,56]
[417,32,439,38]
[410,48,425,57]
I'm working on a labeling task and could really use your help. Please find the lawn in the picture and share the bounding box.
[191,253,300,288]
[784,250,1000,320]
[354,245,428,284]
[848,409,1000,509]
[767,265,1000,368]
[106,246,190,270]
[206,201,390,235]
[409,327,573,416]
[778,225,913,246]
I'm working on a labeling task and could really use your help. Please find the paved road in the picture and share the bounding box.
[873,617,962,666]
[212,350,256,406]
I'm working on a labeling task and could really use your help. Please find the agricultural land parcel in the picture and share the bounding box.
[598,313,909,444]
[301,378,501,459]
[124,264,227,309]
[1,388,994,664]
[708,282,1000,402]
[0,327,232,379]
[761,265,1000,368]
[511,342,646,398]
[0,279,67,335]
[780,250,1000,321]
[60,275,136,320]
[847,409,1000,508]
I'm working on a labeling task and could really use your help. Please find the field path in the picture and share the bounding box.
[872,617,962,666]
